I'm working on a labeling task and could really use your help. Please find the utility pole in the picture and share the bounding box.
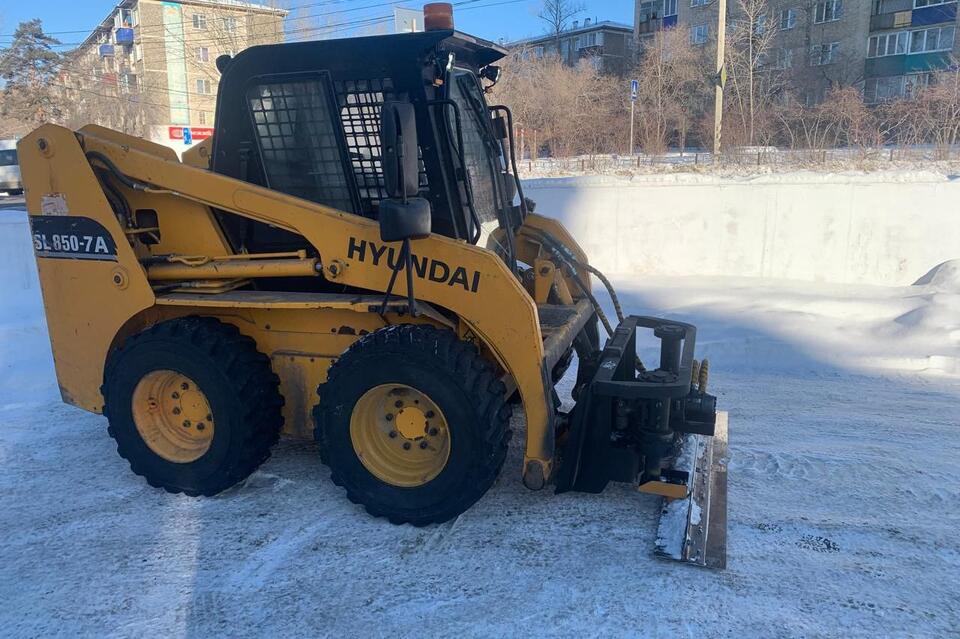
[630,78,639,156]
[713,0,727,157]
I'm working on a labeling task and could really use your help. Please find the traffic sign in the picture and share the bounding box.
[630,79,639,102]
[182,127,193,145]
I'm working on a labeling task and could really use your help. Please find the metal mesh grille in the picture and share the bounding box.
[334,78,428,215]
[247,79,356,213]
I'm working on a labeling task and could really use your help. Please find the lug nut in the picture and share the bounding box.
[419,441,429,450]
[426,410,435,418]
[389,431,398,439]
[429,428,439,436]
[395,400,403,408]
[182,420,191,428]
[171,392,180,399]
[197,423,205,431]
[402,442,411,450]
[206,414,212,421]
[172,407,181,415]
[181,382,189,391]
[385,414,394,421]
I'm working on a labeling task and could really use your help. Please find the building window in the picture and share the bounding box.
[534,45,544,58]
[691,23,709,44]
[691,0,710,7]
[197,46,209,62]
[814,0,843,23]
[904,72,933,96]
[192,14,207,30]
[910,26,955,53]
[805,86,827,106]
[577,32,601,49]
[135,43,143,62]
[223,17,238,32]
[780,8,797,29]
[199,111,207,125]
[864,75,905,103]
[664,0,678,16]
[809,42,840,65]
[755,14,768,35]
[868,31,909,57]
[776,48,795,69]
[638,0,659,22]
[196,78,212,94]
[914,0,957,7]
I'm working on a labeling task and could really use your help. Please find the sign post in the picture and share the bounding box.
[630,79,639,156]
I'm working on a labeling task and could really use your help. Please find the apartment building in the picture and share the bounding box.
[63,0,286,152]
[509,19,636,75]
[634,0,959,104]
[865,0,958,102]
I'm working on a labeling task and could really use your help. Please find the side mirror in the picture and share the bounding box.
[379,101,431,242]
[380,102,420,199]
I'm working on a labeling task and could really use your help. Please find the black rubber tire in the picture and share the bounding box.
[314,325,512,525]
[102,317,284,496]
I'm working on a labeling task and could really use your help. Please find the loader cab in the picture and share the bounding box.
[209,28,517,261]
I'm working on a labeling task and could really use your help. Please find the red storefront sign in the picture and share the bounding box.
[168,126,214,141]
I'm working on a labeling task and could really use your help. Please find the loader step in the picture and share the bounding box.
[539,299,593,373]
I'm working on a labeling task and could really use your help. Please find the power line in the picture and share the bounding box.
[0,0,413,42]
[0,0,513,47]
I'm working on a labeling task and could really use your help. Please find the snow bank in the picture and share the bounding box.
[524,171,960,286]
[914,259,960,293]
[0,212,53,402]
[0,212,42,325]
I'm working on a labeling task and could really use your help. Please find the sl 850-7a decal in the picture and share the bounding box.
[30,216,118,261]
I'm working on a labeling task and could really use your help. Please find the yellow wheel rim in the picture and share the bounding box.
[349,384,451,488]
[131,370,215,464]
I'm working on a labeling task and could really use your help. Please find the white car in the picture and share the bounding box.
[0,140,22,196]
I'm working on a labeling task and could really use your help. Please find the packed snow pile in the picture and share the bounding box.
[524,170,960,287]
[914,259,960,293]
[613,276,960,378]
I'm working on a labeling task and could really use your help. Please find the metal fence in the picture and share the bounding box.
[517,145,960,175]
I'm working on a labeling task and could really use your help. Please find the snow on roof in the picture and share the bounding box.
[508,20,633,47]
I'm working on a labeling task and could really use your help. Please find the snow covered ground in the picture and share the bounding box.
[2,195,960,637]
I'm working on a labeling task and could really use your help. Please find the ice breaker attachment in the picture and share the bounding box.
[554,315,728,569]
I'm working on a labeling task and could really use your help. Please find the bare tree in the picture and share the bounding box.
[632,28,710,154]
[723,0,782,147]
[493,50,623,160]
[538,0,585,46]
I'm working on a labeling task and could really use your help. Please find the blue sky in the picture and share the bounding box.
[0,1,635,48]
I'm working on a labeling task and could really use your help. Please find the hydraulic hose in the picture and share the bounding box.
[522,226,645,371]
[582,263,625,325]
[570,271,615,337]
[85,151,149,192]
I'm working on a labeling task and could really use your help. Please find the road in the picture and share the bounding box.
[0,194,25,211]
[0,208,958,637]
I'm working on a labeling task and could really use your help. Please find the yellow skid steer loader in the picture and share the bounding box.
[19,3,727,567]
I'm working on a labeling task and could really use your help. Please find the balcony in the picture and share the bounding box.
[637,18,662,35]
[912,3,957,26]
[905,51,954,72]
[870,10,911,32]
[115,28,134,45]
[99,44,115,57]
